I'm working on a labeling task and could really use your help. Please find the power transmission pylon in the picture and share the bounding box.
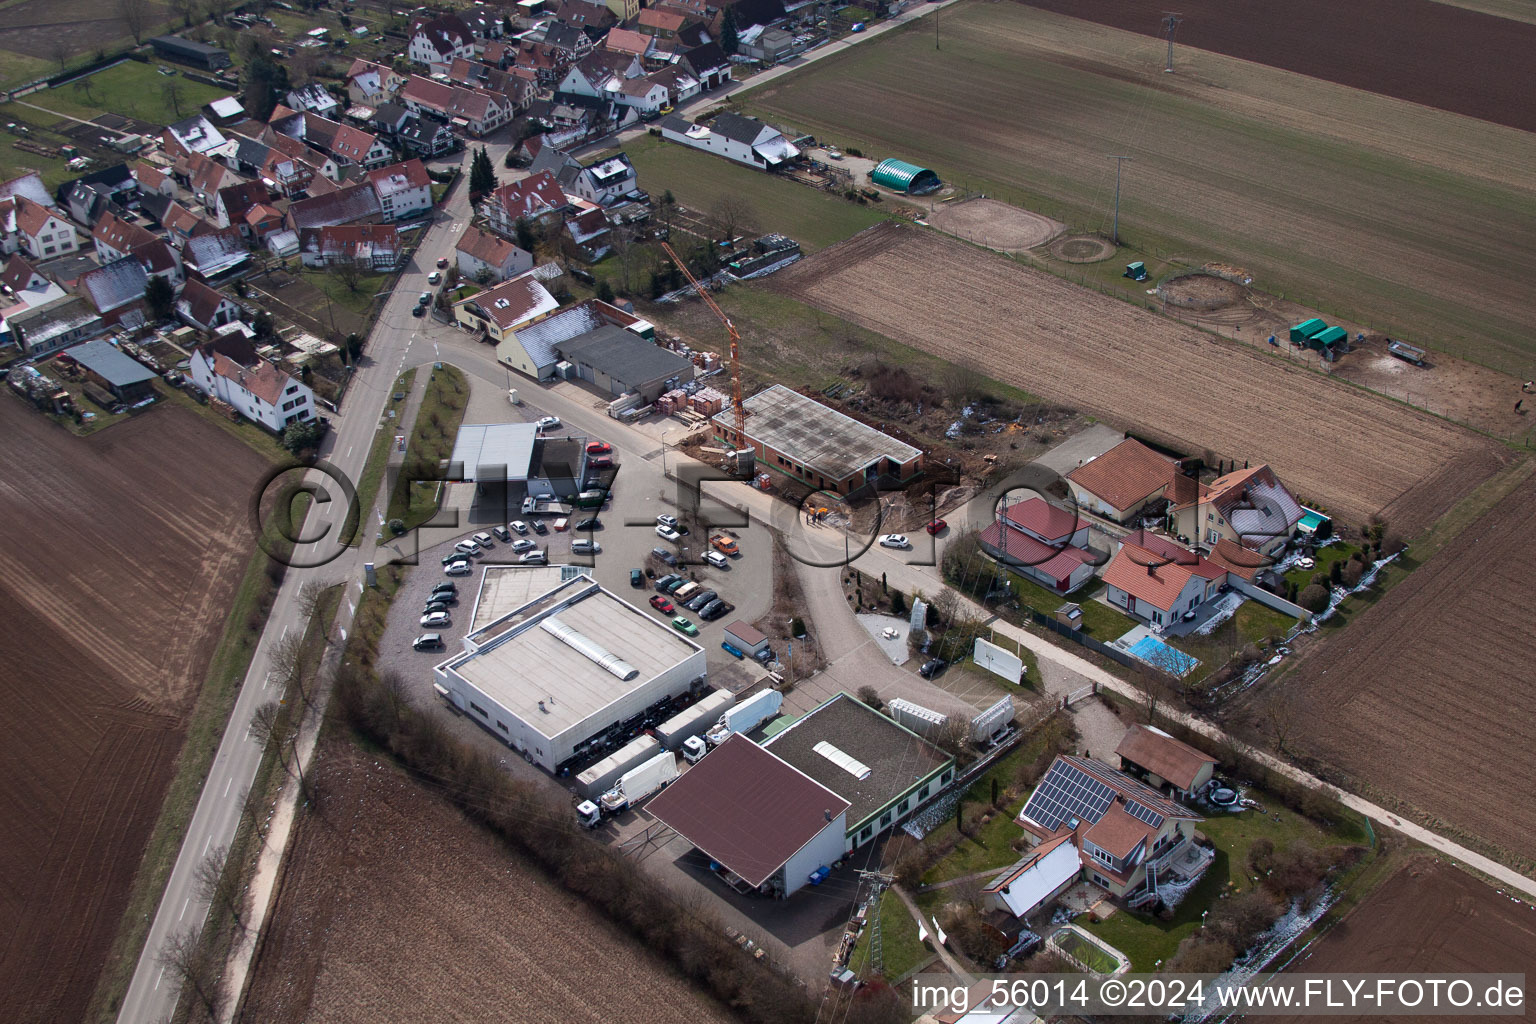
[1162,13,1182,72]
[1107,155,1133,245]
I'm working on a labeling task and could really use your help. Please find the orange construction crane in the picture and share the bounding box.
[660,240,745,440]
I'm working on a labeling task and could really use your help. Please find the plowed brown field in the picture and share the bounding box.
[1285,467,1536,864]
[771,224,1509,533]
[240,740,737,1024]
[0,398,267,1023]
[1276,858,1536,1023]
[1021,0,1536,133]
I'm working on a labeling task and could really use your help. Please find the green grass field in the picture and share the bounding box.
[29,60,232,126]
[744,1,1536,375]
[623,133,890,251]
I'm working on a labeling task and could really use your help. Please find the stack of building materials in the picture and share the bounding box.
[690,387,726,416]
[656,387,689,416]
[693,351,720,371]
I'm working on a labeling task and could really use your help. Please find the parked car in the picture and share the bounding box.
[630,568,644,587]
[656,524,682,542]
[710,535,738,556]
[671,616,699,637]
[878,534,911,549]
[663,576,688,593]
[586,440,612,455]
[535,415,561,432]
[423,600,449,616]
[518,550,546,564]
[571,538,601,554]
[425,591,457,605]
[654,573,681,592]
[700,599,731,622]
[705,550,729,569]
[454,539,480,554]
[925,519,948,535]
[510,520,528,534]
[650,595,674,613]
[444,560,472,575]
[510,538,535,552]
[530,519,548,535]
[685,590,717,612]
[473,531,494,547]
[432,582,458,596]
[656,514,678,529]
[491,525,511,542]
[427,270,442,284]
[417,291,431,305]
[413,633,444,651]
[919,658,946,679]
[421,611,451,627]
[651,545,679,566]
[436,256,449,268]
[442,551,467,565]
[412,304,426,317]
[587,456,613,470]
[575,517,602,530]
[554,517,569,532]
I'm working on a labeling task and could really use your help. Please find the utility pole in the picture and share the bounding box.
[935,2,940,50]
[1108,155,1132,245]
[1162,13,1182,73]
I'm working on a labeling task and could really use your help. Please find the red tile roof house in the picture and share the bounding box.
[979,496,1099,595]
[92,211,159,263]
[189,335,316,432]
[1115,724,1218,801]
[1169,463,1304,559]
[175,277,243,331]
[481,170,569,237]
[1014,755,1207,908]
[366,159,433,222]
[455,224,533,283]
[0,196,78,260]
[1101,529,1227,629]
[299,223,402,270]
[1066,436,1182,525]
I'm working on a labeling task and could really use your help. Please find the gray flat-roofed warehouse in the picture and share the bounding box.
[150,35,231,69]
[434,574,705,771]
[711,384,924,496]
[645,734,849,897]
[555,324,694,404]
[65,339,157,403]
[763,692,953,852]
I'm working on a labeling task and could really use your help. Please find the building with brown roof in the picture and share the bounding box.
[635,6,687,37]
[453,271,559,346]
[455,224,533,283]
[603,27,653,56]
[365,159,433,221]
[1016,754,1205,904]
[1115,725,1218,800]
[645,734,850,897]
[286,182,383,232]
[175,278,242,331]
[1100,529,1227,629]
[1066,436,1180,524]
[1170,463,1304,558]
[190,337,315,432]
[92,211,159,263]
[979,496,1100,595]
[212,180,271,233]
[481,170,569,237]
[0,196,78,261]
[299,223,402,269]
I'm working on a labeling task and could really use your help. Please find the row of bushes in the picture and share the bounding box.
[331,660,907,1024]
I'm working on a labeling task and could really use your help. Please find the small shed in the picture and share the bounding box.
[724,621,769,657]
[1123,261,1147,281]
[1311,325,1348,352]
[870,158,941,196]
[65,339,157,403]
[1288,318,1327,345]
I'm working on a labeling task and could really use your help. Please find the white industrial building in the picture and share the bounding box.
[434,573,706,771]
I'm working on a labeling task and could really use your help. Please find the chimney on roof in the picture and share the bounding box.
[824,809,832,822]
[1146,563,1156,576]
[538,700,548,713]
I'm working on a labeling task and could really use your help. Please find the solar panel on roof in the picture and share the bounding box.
[1123,799,1164,828]
[1022,760,1115,831]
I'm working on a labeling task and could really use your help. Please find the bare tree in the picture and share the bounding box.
[328,258,363,294]
[161,79,185,118]
[192,843,246,934]
[294,579,327,623]
[170,0,199,26]
[157,926,223,1022]
[73,79,95,106]
[932,716,972,762]
[119,0,152,45]
[1256,686,1300,756]
[1135,663,1183,726]
[708,195,758,245]
[941,358,987,406]
[929,587,960,629]
[49,38,72,72]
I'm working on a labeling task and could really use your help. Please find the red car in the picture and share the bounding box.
[925,518,948,535]
[588,456,613,470]
[586,440,612,455]
[436,256,448,268]
[650,595,674,613]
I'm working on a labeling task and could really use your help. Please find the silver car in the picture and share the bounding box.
[421,611,451,628]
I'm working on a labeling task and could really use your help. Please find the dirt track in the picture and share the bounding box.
[1020,0,1536,133]
[240,740,737,1024]
[926,198,1062,252]
[1276,858,1536,1022]
[0,398,267,1023]
[770,224,1509,534]
[1284,467,1536,864]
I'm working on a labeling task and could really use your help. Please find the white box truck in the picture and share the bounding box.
[654,690,734,750]
[575,735,661,798]
[704,688,783,747]
[578,751,679,826]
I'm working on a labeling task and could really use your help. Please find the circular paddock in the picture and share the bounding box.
[1158,272,1248,310]
[927,199,1063,252]
[1047,234,1116,263]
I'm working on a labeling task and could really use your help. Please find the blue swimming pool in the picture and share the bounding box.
[1127,635,1200,677]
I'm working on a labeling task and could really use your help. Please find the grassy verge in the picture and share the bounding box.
[385,365,468,532]
[350,368,416,545]
[846,890,927,980]
[1080,793,1369,971]
[28,60,231,124]
[623,132,891,251]
[85,513,302,1022]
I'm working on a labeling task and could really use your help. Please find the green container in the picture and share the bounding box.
[1289,318,1327,344]
[1312,325,1348,349]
